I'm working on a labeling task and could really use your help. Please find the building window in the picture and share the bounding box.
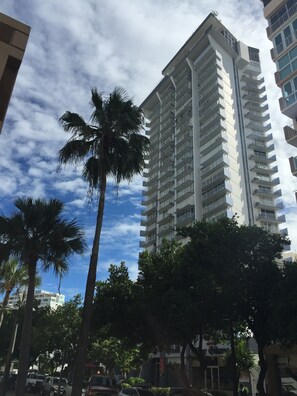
[283,76,297,105]
[278,45,297,79]
[275,33,284,54]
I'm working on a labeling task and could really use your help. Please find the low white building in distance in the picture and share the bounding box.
[6,289,65,310]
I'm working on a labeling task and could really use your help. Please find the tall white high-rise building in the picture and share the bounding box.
[140,13,286,252]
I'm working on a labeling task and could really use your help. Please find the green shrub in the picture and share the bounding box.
[126,377,146,387]
[151,387,170,396]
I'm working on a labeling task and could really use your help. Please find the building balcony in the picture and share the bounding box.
[253,187,282,198]
[249,153,276,163]
[252,176,280,186]
[284,125,297,147]
[243,93,267,104]
[257,212,286,224]
[202,195,233,217]
[158,213,174,226]
[247,131,272,142]
[248,141,274,152]
[202,181,232,204]
[244,61,261,76]
[289,156,297,176]
[279,95,297,118]
[201,154,230,178]
[244,101,269,112]
[141,194,158,206]
[242,84,266,96]
[245,111,270,123]
[159,178,174,192]
[200,132,227,157]
[266,3,297,38]
[159,201,174,213]
[159,190,174,203]
[202,168,231,190]
[200,142,229,167]
[241,75,264,85]
[245,121,271,132]
[176,188,194,204]
[251,164,278,174]
[254,201,282,211]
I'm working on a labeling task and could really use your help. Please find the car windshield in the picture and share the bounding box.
[90,377,115,387]
[37,375,44,380]
[53,378,67,385]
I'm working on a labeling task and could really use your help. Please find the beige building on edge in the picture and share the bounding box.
[0,12,30,133]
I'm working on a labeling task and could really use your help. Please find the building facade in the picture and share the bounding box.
[140,13,285,252]
[0,12,30,133]
[7,289,65,310]
[260,0,297,187]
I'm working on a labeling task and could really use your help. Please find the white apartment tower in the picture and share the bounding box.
[140,13,285,252]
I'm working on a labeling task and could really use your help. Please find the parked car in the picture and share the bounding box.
[85,375,118,396]
[26,372,45,393]
[282,385,297,396]
[41,376,72,396]
[119,387,155,396]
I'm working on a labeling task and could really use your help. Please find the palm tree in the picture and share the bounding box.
[0,197,85,396]
[0,257,28,328]
[59,87,149,396]
[0,268,41,396]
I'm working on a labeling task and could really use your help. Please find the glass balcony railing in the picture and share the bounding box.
[267,3,297,36]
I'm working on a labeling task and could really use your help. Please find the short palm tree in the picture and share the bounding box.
[59,87,149,396]
[0,197,85,396]
[0,257,28,328]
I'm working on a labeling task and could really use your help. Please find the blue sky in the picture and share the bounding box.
[1,0,297,300]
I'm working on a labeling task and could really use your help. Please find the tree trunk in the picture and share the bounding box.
[0,289,11,328]
[188,333,207,389]
[257,341,267,396]
[230,323,239,396]
[180,343,191,388]
[71,176,107,396]
[15,259,37,396]
[0,312,18,396]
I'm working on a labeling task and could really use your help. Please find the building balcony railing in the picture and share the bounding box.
[284,125,297,148]
[247,131,272,142]
[253,188,282,198]
[252,164,278,174]
[279,94,297,118]
[266,3,297,37]
[289,156,297,176]
[243,92,267,103]
[245,111,270,123]
[244,101,269,112]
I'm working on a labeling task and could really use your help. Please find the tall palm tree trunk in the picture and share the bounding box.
[0,289,11,328]
[15,260,37,396]
[0,312,18,396]
[71,176,107,396]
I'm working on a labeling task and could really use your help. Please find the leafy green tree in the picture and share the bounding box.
[0,258,28,328]
[0,197,85,396]
[31,295,83,376]
[59,87,149,396]
[274,262,297,346]
[89,337,144,377]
